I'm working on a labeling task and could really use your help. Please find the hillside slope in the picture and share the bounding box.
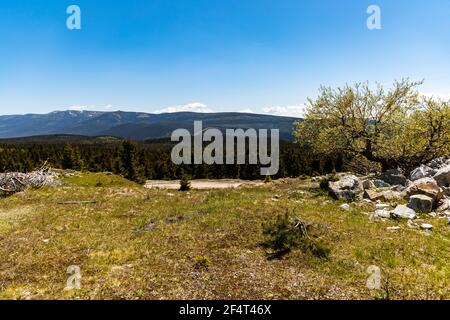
[1,173,449,299]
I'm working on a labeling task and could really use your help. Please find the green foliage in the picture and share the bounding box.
[120,141,144,183]
[62,144,83,170]
[193,255,212,270]
[319,178,330,190]
[264,175,272,183]
[294,80,450,170]
[262,211,329,258]
[179,176,191,191]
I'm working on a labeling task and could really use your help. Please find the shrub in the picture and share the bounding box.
[264,175,272,183]
[262,211,330,258]
[179,176,191,191]
[193,255,212,270]
[319,178,330,190]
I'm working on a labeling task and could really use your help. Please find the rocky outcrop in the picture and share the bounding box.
[403,177,443,204]
[328,175,363,201]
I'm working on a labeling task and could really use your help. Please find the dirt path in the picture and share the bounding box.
[144,179,265,190]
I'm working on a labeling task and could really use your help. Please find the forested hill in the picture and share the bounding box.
[0,111,300,141]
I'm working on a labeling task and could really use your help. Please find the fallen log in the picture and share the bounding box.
[57,201,98,205]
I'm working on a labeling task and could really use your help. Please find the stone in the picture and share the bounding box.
[437,197,450,212]
[328,175,364,201]
[403,177,442,203]
[363,190,384,202]
[375,203,390,209]
[391,205,417,220]
[374,179,391,188]
[427,157,450,170]
[387,226,401,232]
[374,209,391,219]
[362,179,375,190]
[420,223,433,230]
[407,195,434,213]
[382,190,402,201]
[433,164,450,187]
[409,165,436,181]
[340,203,350,211]
[379,169,407,186]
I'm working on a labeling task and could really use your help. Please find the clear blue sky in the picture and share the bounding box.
[0,0,449,116]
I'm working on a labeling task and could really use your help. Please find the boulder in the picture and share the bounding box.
[433,164,450,187]
[379,169,407,186]
[391,205,416,220]
[373,179,391,188]
[403,177,443,203]
[381,190,402,201]
[328,175,363,201]
[340,203,350,211]
[409,165,436,181]
[407,195,434,213]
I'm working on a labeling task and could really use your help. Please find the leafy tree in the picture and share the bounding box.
[294,80,450,171]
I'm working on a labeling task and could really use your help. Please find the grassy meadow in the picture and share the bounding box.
[1,172,450,300]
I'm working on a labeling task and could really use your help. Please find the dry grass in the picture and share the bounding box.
[1,172,450,300]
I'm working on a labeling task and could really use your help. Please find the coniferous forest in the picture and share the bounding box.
[0,137,344,183]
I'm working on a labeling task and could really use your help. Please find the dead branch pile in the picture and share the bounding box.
[0,165,59,194]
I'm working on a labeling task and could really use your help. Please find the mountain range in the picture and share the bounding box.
[0,110,300,141]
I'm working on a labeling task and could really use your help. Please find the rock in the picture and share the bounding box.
[379,169,407,186]
[420,223,433,230]
[376,203,390,209]
[340,203,350,211]
[362,199,373,204]
[427,157,450,170]
[390,185,406,192]
[362,179,375,190]
[409,165,436,181]
[364,189,401,202]
[403,178,442,203]
[433,164,450,187]
[437,197,450,212]
[374,209,391,219]
[374,179,391,188]
[382,190,402,201]
[363,190,384,202]
[407,195,434,213]
[328,175,364,201]
[387,226,401,232]
[391,205,417,220]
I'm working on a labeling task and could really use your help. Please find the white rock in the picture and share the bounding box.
[391,205,417,220]
[387,226,401,232]
[420,223,433,230]
[375,203,390,209]
[340,203,351,211]
[374,209,391,219]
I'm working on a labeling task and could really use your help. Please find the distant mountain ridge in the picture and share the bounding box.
[0,110,300,141]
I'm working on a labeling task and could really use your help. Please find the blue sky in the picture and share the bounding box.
[0,0,449,116]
